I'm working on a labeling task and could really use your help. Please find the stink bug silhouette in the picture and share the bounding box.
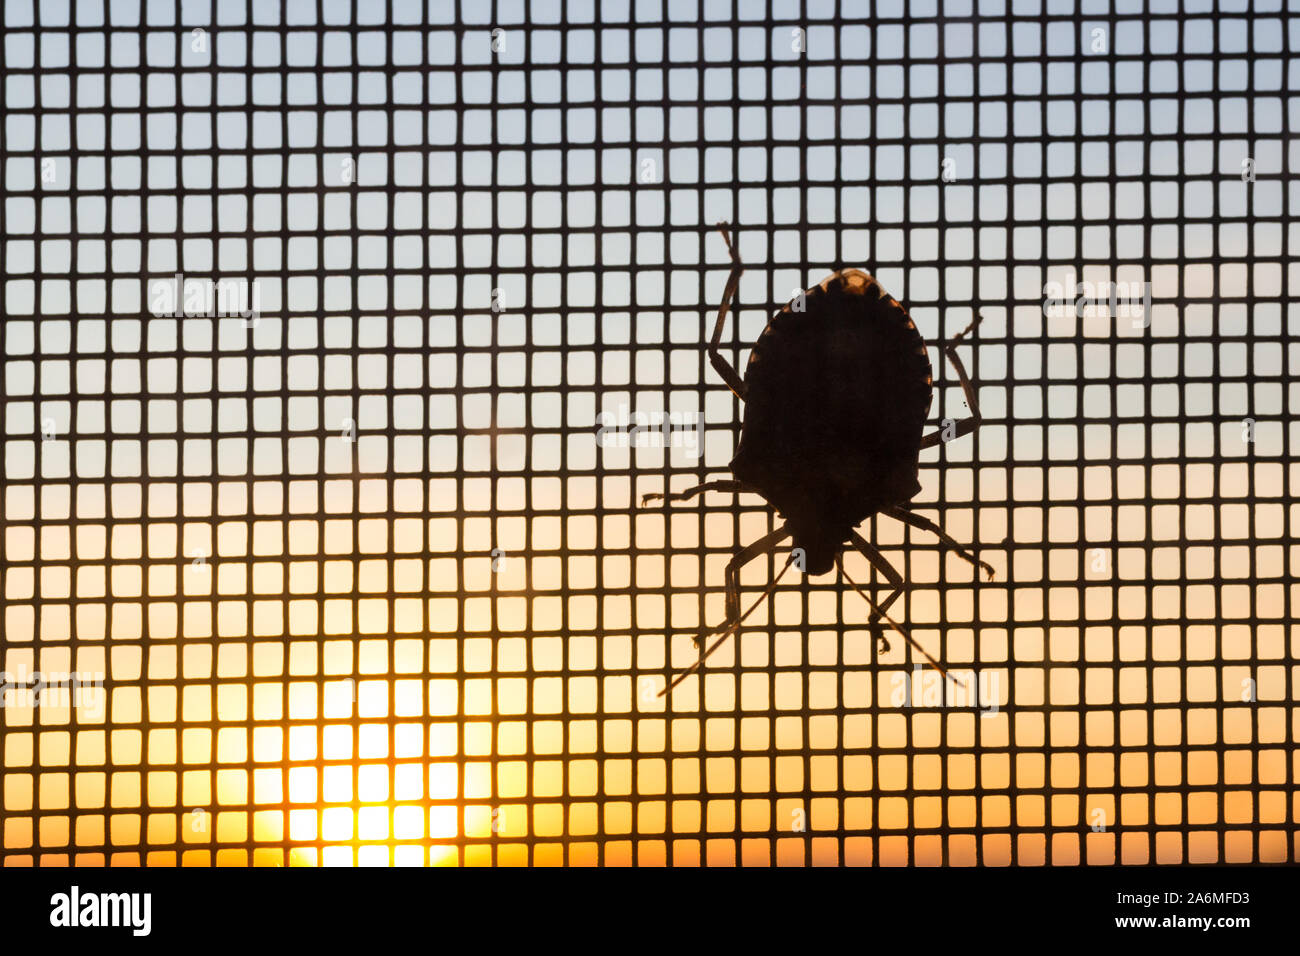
[645,224,994,696]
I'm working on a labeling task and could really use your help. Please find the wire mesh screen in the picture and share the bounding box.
[0,0,1294,868]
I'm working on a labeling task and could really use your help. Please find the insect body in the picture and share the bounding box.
[733,268,933,576]
[646,224,994,695]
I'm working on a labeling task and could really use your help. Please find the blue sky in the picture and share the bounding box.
[1,1,1288,485]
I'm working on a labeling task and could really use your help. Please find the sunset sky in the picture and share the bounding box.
[1,2,1292,866]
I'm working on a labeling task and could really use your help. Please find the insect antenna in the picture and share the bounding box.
[835,554,959,684]
[658,553,795,698]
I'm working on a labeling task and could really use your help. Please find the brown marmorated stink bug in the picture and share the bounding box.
[645,224,994,696]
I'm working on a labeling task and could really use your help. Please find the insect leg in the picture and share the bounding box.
[847,530,905,651]
[659,524,793,698]
[721,523,792,631]
[883,506,995,580]
[708,222,748,401]
[836,554,953,682]
[920,314,983,449]
[640,479,745,507]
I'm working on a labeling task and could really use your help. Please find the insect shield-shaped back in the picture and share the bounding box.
[730,270,933,574]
